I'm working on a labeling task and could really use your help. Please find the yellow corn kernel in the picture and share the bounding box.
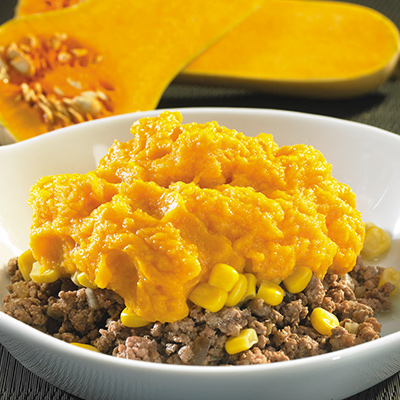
[225,328,258,355]
[257,281,285,306]
[225,273,248,307]
[364,222,375,231]
[76,272,97,289]
[189,282,228,313]
[208,263,239,292]
[361,224,391,260]
[241,273,257,302]
[310,307,339,336]
[18,249,36,281]
[270,277,282,285]
[120,308,151,328]
[71,271,81,286]
[379,267,400,295]
[283,265,312,294]
[70,343,101,352]
[30,262,61,284]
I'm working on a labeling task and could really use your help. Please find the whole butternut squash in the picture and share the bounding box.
[0,0,264,142]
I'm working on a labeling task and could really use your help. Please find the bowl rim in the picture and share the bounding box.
[2,106,400,150]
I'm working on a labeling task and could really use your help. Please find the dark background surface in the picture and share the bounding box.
[1,0,400,399]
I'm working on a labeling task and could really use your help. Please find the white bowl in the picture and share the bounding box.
[0,108,399,400]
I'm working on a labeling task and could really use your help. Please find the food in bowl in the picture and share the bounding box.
[2,111,399,365]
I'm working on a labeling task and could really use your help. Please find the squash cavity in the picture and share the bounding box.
[0,33,115,138]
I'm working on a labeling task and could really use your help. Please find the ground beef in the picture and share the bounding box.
[6,257,23,283]
[115,336,162,363]
[329,318,381,351]
[2,256,395,366]
[3,258,124,343]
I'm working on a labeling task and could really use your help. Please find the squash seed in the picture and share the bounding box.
[38,93,52,108]
[19,44,32,53]
[54,111,71,126]
[0,56,9,82]
[71,94,102,116]
[67,106,85,123]
[58,51,72,64]
[80,90,97,98]
[37,102,54,124]
[34,82,43,94]
[0,67,9,82]
[96,90,108,101]
[20,83,33,103]
[0,56,7,69]
[6,42,20,59]
[66,77,83,89]
[50,33,67,51]
[71,48,88,58]
[47,96,61,112]
[53,85,65,96]
[27,34,39,49]
[10,55,36,77]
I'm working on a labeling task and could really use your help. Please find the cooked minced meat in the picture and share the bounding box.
[2,257,395,365]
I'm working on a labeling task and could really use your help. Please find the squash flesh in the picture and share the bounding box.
[185,1,399,79]
[0,0,265,141]
[181,1,400,97]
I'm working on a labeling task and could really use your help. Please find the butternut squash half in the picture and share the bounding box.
[180,0,400,98]
[0,0,264,142]
[14,0,400,99]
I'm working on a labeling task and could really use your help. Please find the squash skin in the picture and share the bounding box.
[0,0,265,142]
[15,0,82,16]
[180,0,400,98]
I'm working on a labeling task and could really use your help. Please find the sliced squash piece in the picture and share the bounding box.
[0,0,265,142]
[13,0,400,99]
[180,0,400,98]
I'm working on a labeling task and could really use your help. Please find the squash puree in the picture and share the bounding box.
[28,111,365,323]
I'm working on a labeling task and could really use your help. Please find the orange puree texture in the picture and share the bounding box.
[28,111,365,323]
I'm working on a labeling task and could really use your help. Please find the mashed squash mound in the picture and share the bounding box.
[28,111,365,323]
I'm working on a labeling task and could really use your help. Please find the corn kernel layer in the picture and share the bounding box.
[27,111,365,323]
